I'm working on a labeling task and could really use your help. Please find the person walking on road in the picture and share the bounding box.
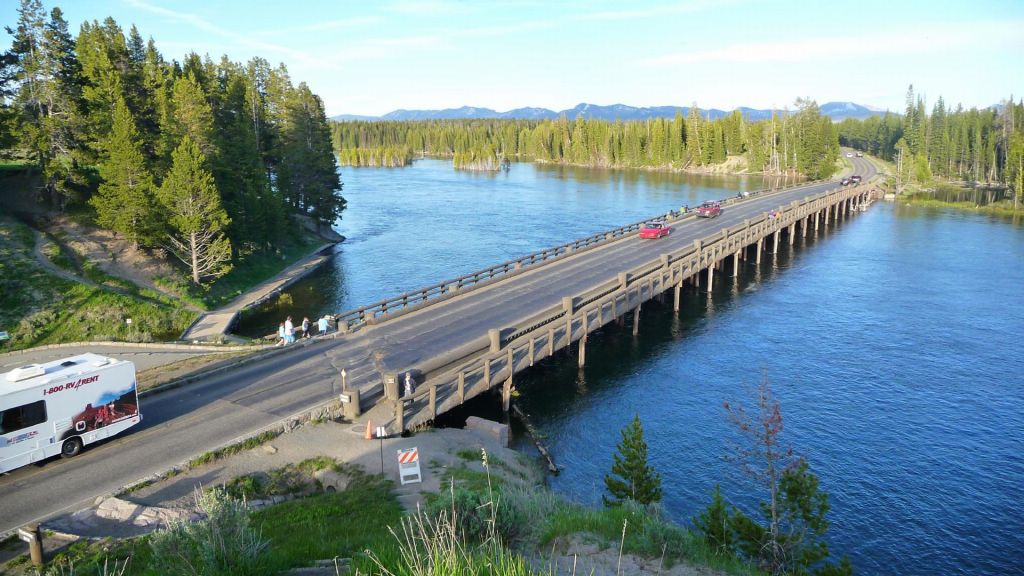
[276,323,286,346]
[302,316,311,339]
[285,316,295,344]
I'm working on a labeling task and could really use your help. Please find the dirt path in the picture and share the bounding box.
[29,229,99,288]
[50,216,201,312]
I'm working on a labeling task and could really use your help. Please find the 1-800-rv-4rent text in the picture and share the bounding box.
[1,353,141,474]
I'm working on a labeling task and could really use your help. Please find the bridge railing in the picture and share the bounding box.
[399,183,869,428]
[333,176,833,333]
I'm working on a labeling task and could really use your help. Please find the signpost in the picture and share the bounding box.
[376,426,387,474]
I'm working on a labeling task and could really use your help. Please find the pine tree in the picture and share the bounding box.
[603,414,662,506]
[91,98,155,248]
[157,136,232,285]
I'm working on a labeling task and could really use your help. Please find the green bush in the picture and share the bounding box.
[426,485,524,545]
[149,488,268,576]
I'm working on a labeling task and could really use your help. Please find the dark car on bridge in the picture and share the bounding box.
[696,201,722,218]
[851,175,862,184]
[639,221,670,239]
[841,177,852,186]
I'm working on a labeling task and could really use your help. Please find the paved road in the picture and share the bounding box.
[0,155,876,533]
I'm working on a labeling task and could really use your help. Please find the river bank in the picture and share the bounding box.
[0,421,754,576]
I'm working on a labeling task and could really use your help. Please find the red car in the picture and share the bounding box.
[639,221,670,239]
[696,201,722,218]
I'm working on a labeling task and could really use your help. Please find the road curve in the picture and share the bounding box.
[0,153,876,533]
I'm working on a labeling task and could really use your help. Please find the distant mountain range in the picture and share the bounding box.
[331,101,893,123]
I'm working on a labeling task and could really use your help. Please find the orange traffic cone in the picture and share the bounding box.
[365,419,373,440]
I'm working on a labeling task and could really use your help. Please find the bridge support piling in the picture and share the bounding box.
[578,334,586,368]
[673,283,681,312]
[633,305,641,336]
[756,238,763,264]
[733,251,740,277]
[772,230,780,253]
[802,216,808,238]
[548,328,555,356]
[458,372,465,404]
[528,337,535,366]
[707,265,714,293]
[815,210,820,231]
[788,223,795,245]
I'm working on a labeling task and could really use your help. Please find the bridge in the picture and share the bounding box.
[0,154,877,533]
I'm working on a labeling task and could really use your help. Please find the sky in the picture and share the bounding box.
[3,0,1022,117]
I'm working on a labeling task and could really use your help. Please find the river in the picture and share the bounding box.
[238,159,1024,576]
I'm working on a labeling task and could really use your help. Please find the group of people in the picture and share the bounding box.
[275,315,333,346]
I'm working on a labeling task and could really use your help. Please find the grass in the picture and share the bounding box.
[0,217,197,350]
[187,430,282,469]
[902,194,1023,216]
[254,467,403,574]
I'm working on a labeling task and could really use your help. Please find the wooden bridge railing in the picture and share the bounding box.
[332,177,829,333]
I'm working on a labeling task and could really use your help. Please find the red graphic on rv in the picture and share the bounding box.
[60,383,139,440]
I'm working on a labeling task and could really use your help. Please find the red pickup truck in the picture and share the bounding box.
[696,201,722,218]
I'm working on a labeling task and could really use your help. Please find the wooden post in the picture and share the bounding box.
[802,216,808,237]
[815,210,820,231]
[502,376,512,412]
[429,384,437,420]
[548,327,555,356]
[507,347,514,375]
[733,251,740,277]
[772,229,779,253]
[396,400,405,432]
[707,264,714,293]
[673,283,681,312]
[483,358,491,387]
[756,238,763,264]
[788,223,795,245]
[528,337,535,366]
[578,334,587,367]
[488,328,501,353]
[458,372,465,403]
[632,305,641,336]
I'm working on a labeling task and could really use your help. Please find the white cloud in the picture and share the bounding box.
[579,0,744,21]
[642,20,1024,65]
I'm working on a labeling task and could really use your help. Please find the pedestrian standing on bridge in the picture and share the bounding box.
[302,316,311,339]
[276,323,286,346]
[318,315,329,335]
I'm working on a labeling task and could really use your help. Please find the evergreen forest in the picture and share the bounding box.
[1,0,345,285]
[331,98,841,179]
[837,85,1024,197]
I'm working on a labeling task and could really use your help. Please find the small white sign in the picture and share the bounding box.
[17,528,35,543]
[339,393,351,403]
[397,447,421,485]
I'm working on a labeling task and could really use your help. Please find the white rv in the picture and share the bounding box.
[0,353,141,474]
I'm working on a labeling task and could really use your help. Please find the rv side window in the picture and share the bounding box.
[0,400,47,434]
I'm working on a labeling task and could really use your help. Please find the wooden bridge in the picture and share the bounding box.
[324,155,880,431]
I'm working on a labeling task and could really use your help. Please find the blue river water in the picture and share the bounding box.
[238,160,1024,575]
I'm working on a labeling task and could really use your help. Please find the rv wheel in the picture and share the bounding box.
[61,437,83,458]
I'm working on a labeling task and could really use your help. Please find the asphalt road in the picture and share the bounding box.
[0,154,876,533]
